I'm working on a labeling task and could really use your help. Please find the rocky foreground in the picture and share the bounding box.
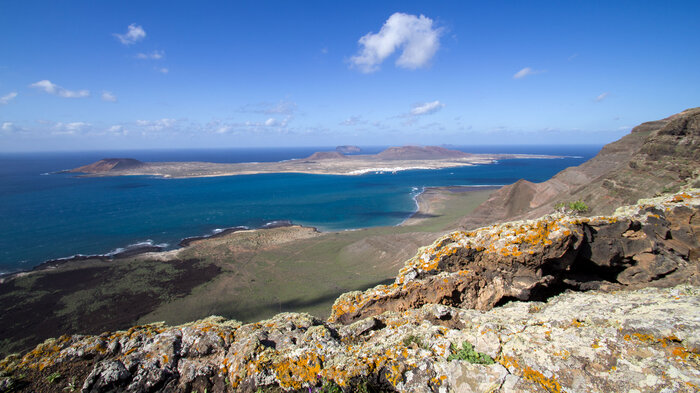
[1,190,698,393]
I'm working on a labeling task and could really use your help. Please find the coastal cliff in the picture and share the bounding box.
[2,109,700,392]
[1,190,698,393]
[460,107,700,229]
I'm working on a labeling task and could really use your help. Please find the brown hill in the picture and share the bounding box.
[70,158,144,173]
[460,107,700,229]
[376,145,470,160]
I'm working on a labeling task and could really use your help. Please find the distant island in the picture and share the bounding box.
[69,145,560,178]
[335,145,361,154]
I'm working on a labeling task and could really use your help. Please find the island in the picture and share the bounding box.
[68,145,560,178]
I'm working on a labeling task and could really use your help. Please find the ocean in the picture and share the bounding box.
[0,145,601,273]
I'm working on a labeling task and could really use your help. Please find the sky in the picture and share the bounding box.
[1,1,699,151]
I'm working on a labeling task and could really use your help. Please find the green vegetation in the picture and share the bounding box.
[63,376,78,392]
[46,372,62,383]
[403,334,430,350]
[320,380,343,393]
[554,200,589,215]
[661,185,679,194]
[447,342,495,365]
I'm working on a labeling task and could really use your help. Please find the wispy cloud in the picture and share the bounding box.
[135,118,176,131]
[156,67,169,74]
[30,80,89,98]
[568,53,579,61]
[52,121,91,135]
[595,92,609,102]
[339,116,366,126]
[114,23,146,45]
[350,12,442,73]
[410,100,444,116]
[513,67,544,79]
[101,91,117,102]
[1,122,17,132]
[239,100,298,115]
[136,50,164,60]
[0,91,17,105]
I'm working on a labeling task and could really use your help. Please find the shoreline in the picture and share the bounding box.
[68,153,564,179]
[400,185,501,227]
[0,186,497,281]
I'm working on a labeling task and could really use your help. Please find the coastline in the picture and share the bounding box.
[0,182,497,356]
[69,153,563,179]
[400,185,501,227]
[0,186,495,282]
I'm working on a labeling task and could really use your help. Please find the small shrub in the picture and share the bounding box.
[63,377,77,392]
[554,200,589,215]
[47,372,62,383]
[568,200,589,213]
[447,342,495,365]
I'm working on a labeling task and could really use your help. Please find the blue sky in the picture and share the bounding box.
[1,1,699,151]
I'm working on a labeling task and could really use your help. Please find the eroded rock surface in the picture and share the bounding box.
[1,191,699,393]
[1,287,698,393]
[330,190,699,325]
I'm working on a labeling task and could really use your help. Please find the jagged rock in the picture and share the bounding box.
[329,190,700,325]
[2,285,699,392]
[82,360,131,392]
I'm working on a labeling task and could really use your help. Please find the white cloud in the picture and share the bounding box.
[410,100,444,116]
[30,80,89,98]
[1,122,15,131]
[156,67,169,74]
[114,23,146,45]
[595,92,609,102]
[101,91,117,102]
[107,125,128,135]
[350,12,442,73]
[136,118,176,131]
[0,91,17,105]
[136,50,165,60]
[52,121,91,135]
[513,67,540,79]
[264,118,277,126]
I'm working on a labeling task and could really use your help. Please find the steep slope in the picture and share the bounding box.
[461,108,700,229]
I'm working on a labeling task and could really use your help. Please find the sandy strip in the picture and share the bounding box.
[400,185,501,226]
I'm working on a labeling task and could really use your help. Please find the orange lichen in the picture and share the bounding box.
[273,352,323,390]
[570,319,584,328]
[499,355,562,393]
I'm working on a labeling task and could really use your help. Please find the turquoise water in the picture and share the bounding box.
[0,146,601,272]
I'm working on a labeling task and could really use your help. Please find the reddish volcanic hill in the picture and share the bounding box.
[376,146,470,160]
[70,158,144,173]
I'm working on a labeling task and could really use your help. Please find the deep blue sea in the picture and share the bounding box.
[0,145,601,273]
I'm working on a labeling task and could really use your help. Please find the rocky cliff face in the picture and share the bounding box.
[460,108,700,229]
[1,190,698,393]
